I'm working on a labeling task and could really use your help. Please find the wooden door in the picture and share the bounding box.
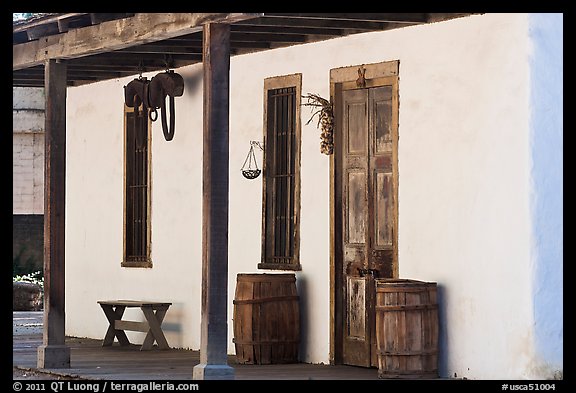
[340,84,397,367]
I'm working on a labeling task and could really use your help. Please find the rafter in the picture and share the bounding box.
[12,13,473,87]
[13,13,261,70]
[263,13,428,23]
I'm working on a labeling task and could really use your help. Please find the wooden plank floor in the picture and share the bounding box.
[13,312,379,380]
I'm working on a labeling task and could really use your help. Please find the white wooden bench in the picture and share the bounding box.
[97,300,172,351]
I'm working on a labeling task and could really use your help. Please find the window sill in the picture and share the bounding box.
[121,260,153,268]
[258,262,301,271]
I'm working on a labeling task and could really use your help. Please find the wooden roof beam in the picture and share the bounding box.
[117,45,204,55]
[69,63,148,72]
[104,52,202,61]
[13,69,44,77]
[231,32,308,43]
[237,16,389,30]
[166,36,272,50]
[13,13,262,70]
[13,31,28,44]
[69,55,199,70]
[12,13,88,34]
[57,19,70,33]
[13,80,45,87]
[89,13,134,25]
[230,24,345,36]
[26,23,60,40]
[263,13,428,23]
[13,68,131,80]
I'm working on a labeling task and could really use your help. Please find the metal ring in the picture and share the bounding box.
[149,108,158,122]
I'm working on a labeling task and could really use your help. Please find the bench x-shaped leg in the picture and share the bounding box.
[140,305,170,350]
[100,304,131,346]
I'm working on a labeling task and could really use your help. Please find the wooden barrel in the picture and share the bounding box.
[233,273,300,364]
[375,279,439,379]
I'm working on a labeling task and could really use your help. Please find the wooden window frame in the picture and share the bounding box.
[259,73,302,271]
[122,104,152,268]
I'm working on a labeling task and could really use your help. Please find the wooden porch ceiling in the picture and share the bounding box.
[13,13,474,87]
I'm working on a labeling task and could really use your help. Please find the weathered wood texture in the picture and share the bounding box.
[38,59,70,369]
[375,279,439,379]
[260,74,302,271]
[263,13,429,23]
[97,301,172,351]
[343,276,374,367]
[43,59,67,347]
[13,13,259,70]
[13,327,379,380]
[197,22,232,372]
[14,14,472,87]
[233,274,300,364]
[122,105,152,268]
[330,61,399,367]
[340,84,398,281]
[329,82,343,365]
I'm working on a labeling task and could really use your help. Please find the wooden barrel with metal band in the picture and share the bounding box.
[375,279,439,379]
[233,273,300,364]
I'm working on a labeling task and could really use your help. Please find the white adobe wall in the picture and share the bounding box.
[13,87,45,214]
[394,14,535,379]
[65,13,560,379]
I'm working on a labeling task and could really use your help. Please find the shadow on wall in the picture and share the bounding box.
[296,274,308,363]
[181,67,203,98]
[436,283,449,378]
[162,302,184,349]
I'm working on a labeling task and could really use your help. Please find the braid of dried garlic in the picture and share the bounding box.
[302,93,335,155]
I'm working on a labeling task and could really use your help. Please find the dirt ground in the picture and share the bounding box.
[13,367,87,380]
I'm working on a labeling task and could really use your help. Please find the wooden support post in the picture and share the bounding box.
[37,59,70,369]
[192,23,234,380]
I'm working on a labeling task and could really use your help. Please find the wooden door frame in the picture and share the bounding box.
[329,60,400,365]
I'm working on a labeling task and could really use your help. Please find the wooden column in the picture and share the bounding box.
[37,59,70,368]
[192,23,234,380]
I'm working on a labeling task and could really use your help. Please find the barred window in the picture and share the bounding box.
[259,74,302,271]
[122,105,151,267]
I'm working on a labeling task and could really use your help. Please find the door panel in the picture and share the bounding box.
[341,89,370,366]
[346,276,366,339]
[368,86,395,280]
[343,275,374,367]
[340,83,397,368]
[347,171,367,244]
[373,87,393,153]
[375,171,393,247]
[347,102,368,154]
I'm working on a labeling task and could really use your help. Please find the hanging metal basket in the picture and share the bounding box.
[242,169,261,179]
[241,141,263,180]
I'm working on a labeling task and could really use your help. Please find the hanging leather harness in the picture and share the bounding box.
[124,70,184,141]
